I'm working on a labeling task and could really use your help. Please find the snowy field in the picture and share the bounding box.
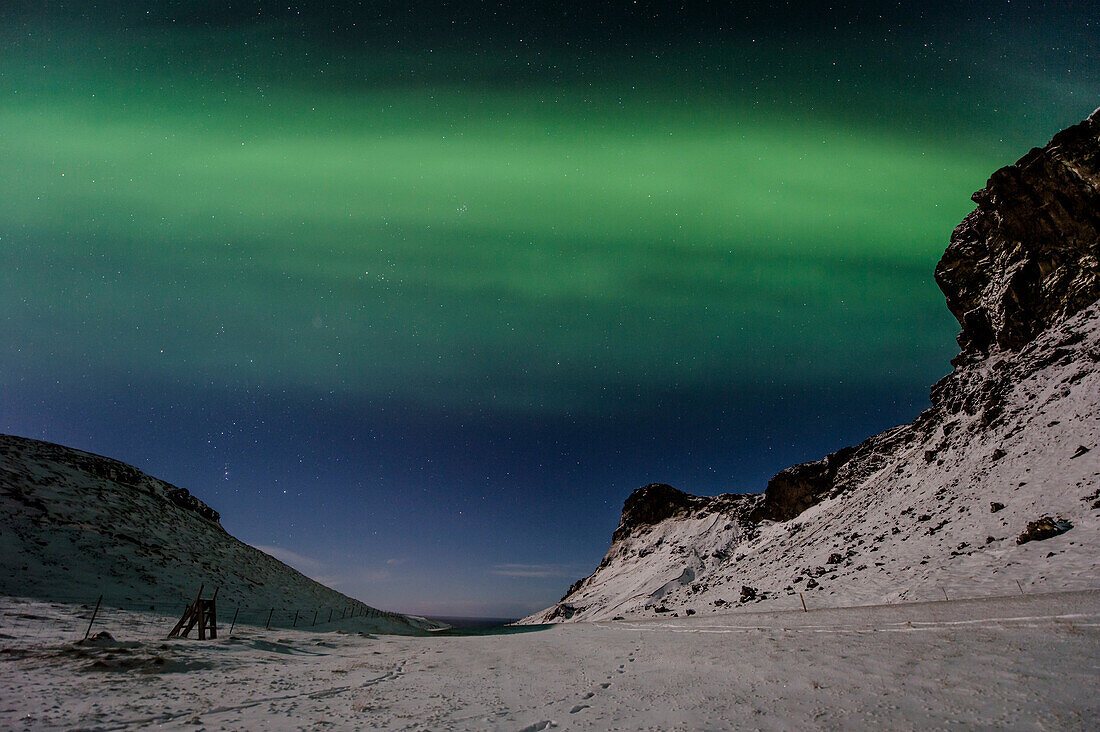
[2,590,1098,730]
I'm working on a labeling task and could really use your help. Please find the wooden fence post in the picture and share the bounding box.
[266,608,274,629]
[84,595,103,640]
[196,596,206,640]
[229,606,240,635]
[799,593,807,612]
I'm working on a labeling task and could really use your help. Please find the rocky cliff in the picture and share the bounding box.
[935,112,1100,355]
[522,108,1100,623]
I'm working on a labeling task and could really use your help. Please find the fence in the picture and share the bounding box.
[0,590,414,648]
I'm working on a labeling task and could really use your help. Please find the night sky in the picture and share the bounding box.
[2,2,1096,617]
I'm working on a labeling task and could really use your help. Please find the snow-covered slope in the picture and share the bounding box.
[522,108,1100,624]
[0,435,433,633]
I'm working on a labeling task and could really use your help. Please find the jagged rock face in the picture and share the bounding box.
[935,109,1100,355]
[613,484,759,542]
[613,484,705,541]
[166,487,221,524]
[749,446,856,522]
[616,484,694,534]
[532,486,761,622]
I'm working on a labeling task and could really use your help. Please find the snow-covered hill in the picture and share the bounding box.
[0,434,435,633]
[522,108,1100,624]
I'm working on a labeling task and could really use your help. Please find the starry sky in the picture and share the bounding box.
[1,2,1096,617]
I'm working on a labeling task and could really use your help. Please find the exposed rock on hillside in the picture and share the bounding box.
[10,437,223,525]
[936,111,1099,355]
[748,446,856,523]
[1017,517,1074,545]
[614,484,754,541]
[522,108,1100,624]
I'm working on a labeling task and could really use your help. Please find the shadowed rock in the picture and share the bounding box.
[1017,517,1073,545]
[749,446,857,523]
[612,484,754,541]
[935,109,1100,356]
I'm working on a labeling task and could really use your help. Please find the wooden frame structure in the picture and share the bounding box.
[168,585,219,639]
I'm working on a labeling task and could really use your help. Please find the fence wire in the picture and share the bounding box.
[0,591,410,648]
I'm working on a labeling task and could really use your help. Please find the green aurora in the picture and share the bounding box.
[3,24,1065,415]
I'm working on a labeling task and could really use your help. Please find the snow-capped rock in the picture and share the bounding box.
[522,108,1100,624]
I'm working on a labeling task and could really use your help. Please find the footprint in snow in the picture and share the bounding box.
[517,721,555,732]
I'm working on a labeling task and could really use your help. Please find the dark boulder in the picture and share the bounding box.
[545,603,583,621]
[1017,517,1073,544]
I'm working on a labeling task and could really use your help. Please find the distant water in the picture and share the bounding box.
[426,617,551,636]
[431,616,516,630]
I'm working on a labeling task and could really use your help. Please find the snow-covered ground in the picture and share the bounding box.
[2,589,1097,730]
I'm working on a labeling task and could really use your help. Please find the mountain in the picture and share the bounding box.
[522,108,1100,623]
[0,434,434,633]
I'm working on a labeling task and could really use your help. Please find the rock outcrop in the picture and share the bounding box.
[613,484,754,541]
[6,435,223,525]
[936,111,1100,355]
[748,446,856,523]
[522,108,1100,624]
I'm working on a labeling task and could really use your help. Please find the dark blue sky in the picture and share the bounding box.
[2,2,1096,616]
